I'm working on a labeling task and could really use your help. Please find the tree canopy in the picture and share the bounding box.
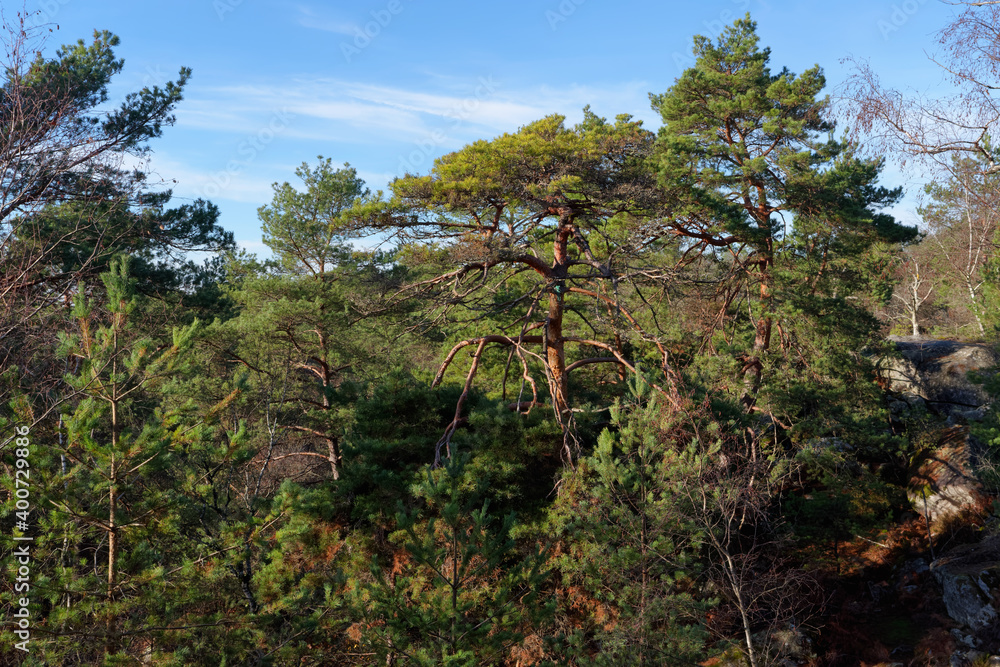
[3,13,995,667]
[652,16,915,435]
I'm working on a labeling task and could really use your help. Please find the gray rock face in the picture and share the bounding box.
[881,337,998,419]
[931,537,1000,634]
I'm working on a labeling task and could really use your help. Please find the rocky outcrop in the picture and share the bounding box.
[881,337,998,420]
[908,426,986,530]
[931,537,1000,640]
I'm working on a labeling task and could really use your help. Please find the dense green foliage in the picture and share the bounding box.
[5,14,1000,667]
[546,378,712,665]
[651,17,915,439]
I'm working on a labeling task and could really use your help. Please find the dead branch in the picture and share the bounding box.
[432,335,544,388]
[434,338,488,467]
[564,356,624,373]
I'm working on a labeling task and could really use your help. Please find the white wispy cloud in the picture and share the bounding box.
[141,155,280,205]
[174,105,259,133]
[176,77,659,147]
[295,5,358,35]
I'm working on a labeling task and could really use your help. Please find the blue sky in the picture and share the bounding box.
[11,0,961,253]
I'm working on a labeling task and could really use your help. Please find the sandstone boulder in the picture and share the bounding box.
[931,536,1000,636]
[908,426,986,530]
[881,337,998,420]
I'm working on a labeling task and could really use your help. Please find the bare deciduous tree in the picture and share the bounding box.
[919,153,1000,334]
[843,2,1000,174]
[889,252,936,336]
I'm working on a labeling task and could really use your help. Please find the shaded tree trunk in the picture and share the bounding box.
[742,219,774,414]
[546,215,573,423]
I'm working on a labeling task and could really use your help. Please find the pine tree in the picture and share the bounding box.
[343,110,685,460]
[43,257,209,661]
[214,159,409,480]
[546,375,711,665]
[652,16,915,443]
[360,454,551,666]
